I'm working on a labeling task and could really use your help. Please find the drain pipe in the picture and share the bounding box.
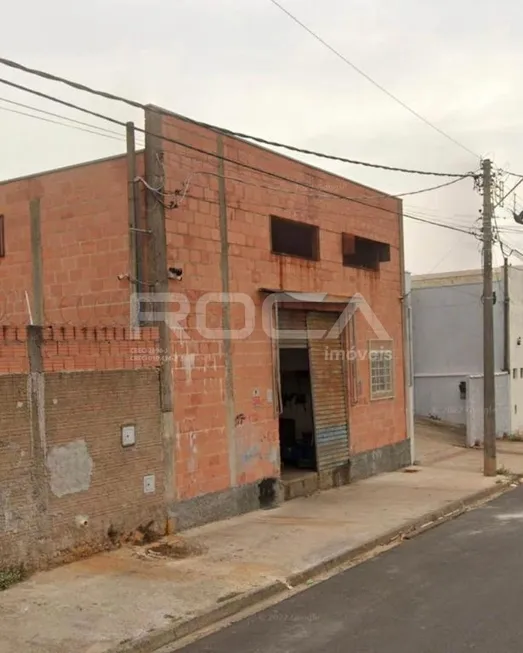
[503,257,510,373]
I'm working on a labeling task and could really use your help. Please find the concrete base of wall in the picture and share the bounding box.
[350,438,411,482]
[169,479,284,532]
[169,440,410,532]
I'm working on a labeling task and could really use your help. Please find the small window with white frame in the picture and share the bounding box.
[369,339,394,400]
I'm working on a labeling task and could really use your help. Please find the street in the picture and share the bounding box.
[174,485,523,653]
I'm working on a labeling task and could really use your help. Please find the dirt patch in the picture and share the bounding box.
[146,537,207,560]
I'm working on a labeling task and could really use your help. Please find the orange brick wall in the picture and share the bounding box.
[0,326,160,374]
[158,112,406,501]
[0,117,407,526]
[0,153,145,326]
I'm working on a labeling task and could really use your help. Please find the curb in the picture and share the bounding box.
[111,480,512,653]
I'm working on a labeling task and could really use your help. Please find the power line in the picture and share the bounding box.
[406,216,477,236]
[159,151,477,236]
[265,0,479,160]
[0,56,473,178]
[493,176,523,210]
[162,144,477,211]
[497,237,523,262]
[0,77,125,126]
[0,96,131,138]
[0,74,480,238]
[0,104,125,142]
[396,175,474,198]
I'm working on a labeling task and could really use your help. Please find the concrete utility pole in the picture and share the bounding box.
[482,158,497,476]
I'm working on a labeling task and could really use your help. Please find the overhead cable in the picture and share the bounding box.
[0,75,479,237]
[396,175,475,197]
[265,0,480,160]
[0,104,125,142]
[0,96,131,139]
[0,56,473,178]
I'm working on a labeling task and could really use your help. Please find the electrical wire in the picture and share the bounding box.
[396,175,474,197]
[0,104,125,142]
[0,57,474,178]
[265,0,480,160]
[158,150,478,235]
[493,176,523,211]
[0,75,481,238]
[160,147,478,214]
[498,237,523,262]
[0,96,132,139]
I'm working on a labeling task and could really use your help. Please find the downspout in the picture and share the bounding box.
[503,257,512,436]
[503,257,510,373]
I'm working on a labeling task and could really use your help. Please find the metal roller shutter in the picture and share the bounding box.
[306,311,350,472]
[277,308,308,349]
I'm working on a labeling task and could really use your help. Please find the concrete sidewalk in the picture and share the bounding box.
[1,424,522,653]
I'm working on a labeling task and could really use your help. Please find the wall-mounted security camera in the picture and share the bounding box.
[168,267,183,281]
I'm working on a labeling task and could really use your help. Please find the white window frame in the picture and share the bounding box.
[368,339,394,400]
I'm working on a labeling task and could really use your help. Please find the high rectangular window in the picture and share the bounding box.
[270,216,319,260]
[342,233,390,271]
[369,340,394,400]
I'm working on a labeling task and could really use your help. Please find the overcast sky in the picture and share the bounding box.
[1,0,523,274]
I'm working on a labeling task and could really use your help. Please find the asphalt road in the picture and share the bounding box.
[175,486,523,653]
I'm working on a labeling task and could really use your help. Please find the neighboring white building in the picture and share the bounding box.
[411,265,523,445]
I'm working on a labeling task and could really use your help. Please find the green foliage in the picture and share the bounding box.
[0,564,26,591]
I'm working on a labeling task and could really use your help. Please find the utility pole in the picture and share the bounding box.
[482,158,497,476]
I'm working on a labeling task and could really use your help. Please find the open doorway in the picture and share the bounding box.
[279,347,317,480]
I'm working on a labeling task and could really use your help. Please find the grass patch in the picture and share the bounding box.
[0,564,26,591]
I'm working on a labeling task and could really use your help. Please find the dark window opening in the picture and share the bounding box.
[342,233,390,271]
[270,216,319,260]
[0,215,4,258]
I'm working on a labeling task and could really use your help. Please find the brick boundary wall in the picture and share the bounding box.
[0,325,161,374]
[0,325,168,575]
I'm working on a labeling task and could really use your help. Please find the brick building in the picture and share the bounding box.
[0,108,410,570]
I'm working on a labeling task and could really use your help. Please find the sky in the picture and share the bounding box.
[1,0,523,274]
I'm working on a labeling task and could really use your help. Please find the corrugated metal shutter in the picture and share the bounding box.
[307,311,349,472]
[277,309,308,349]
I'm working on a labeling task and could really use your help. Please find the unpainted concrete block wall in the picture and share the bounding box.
[0,328,165,572]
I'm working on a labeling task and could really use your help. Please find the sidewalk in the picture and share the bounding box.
[1,422,521,653]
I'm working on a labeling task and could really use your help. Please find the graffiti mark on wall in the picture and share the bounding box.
[235,413,246,427]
